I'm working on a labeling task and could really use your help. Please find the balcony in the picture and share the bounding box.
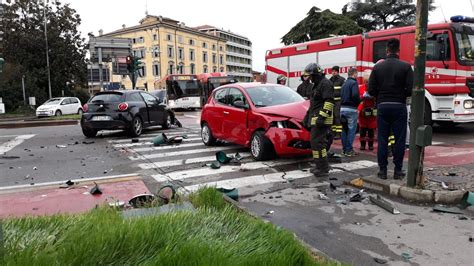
[226,61,252,68]
[228,72,254,78]
[226,41,252,50]
[226,51,252,60]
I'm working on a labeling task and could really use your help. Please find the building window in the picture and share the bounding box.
[138,37,144,43]
[138,64,146,77]
[140,49,145,59]
[178,35,184,44]
[178,63,184,74]
[153,64,160,76]
[203,65,208,73]
[152,46,160,58]
[212,53,217,64]
[153,34,158,41]
[212,44,216,51]
[220,66,224,72]
[178,47,184,60]
[169,62,175,74]
[167,46,174,58]
[203,52,208,63]
[219,55,224,65]
[213,66,217,72]
[220,46,223,52]
[131,38,137,44]
[202,42,207,49]
[190,63,195,74]
[189,39,195,46]
[167,34,172,41]
[189,49,195,61]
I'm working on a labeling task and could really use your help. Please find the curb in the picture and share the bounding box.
[0,119,78,129]
[359,176,466,204]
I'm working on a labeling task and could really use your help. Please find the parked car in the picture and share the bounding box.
[200,83,311,160]
[80,90,175,138]
[36,97,83,117]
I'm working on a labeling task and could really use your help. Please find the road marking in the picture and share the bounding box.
[180,160,378,192]
[131,142,205,152]
[431,141,444,146]
[184,115,199,118]
[112,137,201,148]
[152,158,314,182]
[108,133,199,144]
[129,145,243,161]
[137,152,252,169]
[0,134,35,154]
[0,134,21,138]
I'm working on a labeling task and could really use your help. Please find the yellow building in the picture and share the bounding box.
[102,15,227,90]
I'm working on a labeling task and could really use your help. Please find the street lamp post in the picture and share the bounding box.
[43,0,52,99]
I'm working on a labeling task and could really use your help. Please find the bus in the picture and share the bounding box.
[155,74,201,109]
[198,73,238,106]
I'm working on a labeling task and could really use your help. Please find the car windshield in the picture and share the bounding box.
[44,98,61,105]
[455,28,474,64]
[152,90,166,101]
[90,93,123,103]
[245,86,305,107]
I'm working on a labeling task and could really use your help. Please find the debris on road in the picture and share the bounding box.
[335,197,348,205]
[350,178,364,188]
[33,166,38,170]
[56,144,67,148]
[441,182,449,190]
[82,141,95,145]
[349,191,366,202]
[157,184,176,204]
[369,195,400,214]
[217,187,239,201]
[0,155,20,159]
[432,205,464,214]
[216,151,243,165]
[152,133,185,146]
[131,138,139,143]
[207,161,221,169]
[318,193,329,200]
[90,182,102,195]
[461,191,474,208]
[401,252,412,262]
[265,210,275,215]
[108,201,125,209]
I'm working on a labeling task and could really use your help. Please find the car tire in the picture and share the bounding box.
[201,122,216,146]
[161,112,172,129]
[129,116,143,137]
[250,131,275,161]
[82,127,97,138]
[78,108,83,115]
[55,110,62,116]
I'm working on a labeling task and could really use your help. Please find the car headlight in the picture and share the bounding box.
[464,100,473,109]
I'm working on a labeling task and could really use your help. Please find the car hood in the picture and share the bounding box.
[256,100,309,120]
[37,105,58,110]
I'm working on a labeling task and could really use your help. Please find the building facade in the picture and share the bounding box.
[102,15,227,90]
[196,25,253,82]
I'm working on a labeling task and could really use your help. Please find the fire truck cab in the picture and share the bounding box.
[266,16,474,125]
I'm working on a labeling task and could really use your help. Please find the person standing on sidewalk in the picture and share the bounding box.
[368,38,413,179]
[305,63,335,178]
[297,72,312,99]
[327,66,345,157]
[358,70,377,151]
[340,67,360,156]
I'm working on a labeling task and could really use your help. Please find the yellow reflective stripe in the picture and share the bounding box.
[311,116,317,125]
[319,111,330,118]
[323,102,334,110]
[312,151,320,158]
[334,86,342,90]
[321,149,327,158]
[334,97,341,101]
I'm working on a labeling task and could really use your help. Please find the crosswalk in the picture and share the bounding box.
[108,126,378,196]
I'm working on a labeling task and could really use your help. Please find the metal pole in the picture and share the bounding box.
[22,75,26,104]
[98,47,103,91]
[43,0,52,99]
[407,0,429,187]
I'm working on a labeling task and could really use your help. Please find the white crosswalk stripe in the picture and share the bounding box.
[108,133,199,144]
[137,152,252,169]
[113,138,202,148]
[128,145,243,161]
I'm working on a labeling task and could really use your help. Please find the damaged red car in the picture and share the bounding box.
[200,83,311,160]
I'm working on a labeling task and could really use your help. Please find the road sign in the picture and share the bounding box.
[89,37,132,63]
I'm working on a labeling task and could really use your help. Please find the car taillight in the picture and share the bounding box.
[118,102,129,112]
[83,104,89,113]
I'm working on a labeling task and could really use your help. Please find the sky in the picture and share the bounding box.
[64,0,474,72]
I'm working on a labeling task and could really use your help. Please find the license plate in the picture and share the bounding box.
[92,116,112,121]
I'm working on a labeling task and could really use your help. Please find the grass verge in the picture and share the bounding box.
[40,114,81,120]
[2,188,334,265]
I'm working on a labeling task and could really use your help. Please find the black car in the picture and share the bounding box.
[81,90,175,138]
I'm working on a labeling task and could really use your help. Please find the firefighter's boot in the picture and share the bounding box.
[360,140,366,151]
[311,158,329,178]
[368,139,374,151]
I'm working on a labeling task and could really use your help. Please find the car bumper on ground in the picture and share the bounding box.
[265,127,311,156]
[81,113,132,131]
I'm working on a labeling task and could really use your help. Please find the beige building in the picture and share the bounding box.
[102,15,227,90]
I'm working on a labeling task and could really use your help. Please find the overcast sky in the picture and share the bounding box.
[65,0,473,72]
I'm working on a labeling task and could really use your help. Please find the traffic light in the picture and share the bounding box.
[126,55,132,64]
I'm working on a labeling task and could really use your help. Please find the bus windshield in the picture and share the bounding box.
[167,79,201,99]
[455,25,474,65]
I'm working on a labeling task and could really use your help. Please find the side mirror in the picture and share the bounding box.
[233,100,247,109]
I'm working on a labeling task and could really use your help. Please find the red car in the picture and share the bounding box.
[200,83,311,160]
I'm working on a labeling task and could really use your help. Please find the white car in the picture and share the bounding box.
[36,97,83,117]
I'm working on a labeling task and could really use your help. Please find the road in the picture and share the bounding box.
[0,112,473,265]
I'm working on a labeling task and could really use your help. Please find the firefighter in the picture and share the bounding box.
[297,72,312,99]
[276,75,287,85]
[305,63,335,177]
[358,70,377,151]
[327,66,345,157]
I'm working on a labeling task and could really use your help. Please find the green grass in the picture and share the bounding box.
[41,114,81,120]
[2,188,333,265]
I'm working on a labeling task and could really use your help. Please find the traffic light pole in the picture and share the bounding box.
[407,0,429,187]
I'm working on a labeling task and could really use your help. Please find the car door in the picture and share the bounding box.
[207,88,228,139]
[70,98,80,114]
[140,92,162,125]
[221,87,249,145]
[60,98,71,114]
[127,92,149,123]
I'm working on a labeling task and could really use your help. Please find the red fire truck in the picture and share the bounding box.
[198,72,237,106]
[265,16,474,126]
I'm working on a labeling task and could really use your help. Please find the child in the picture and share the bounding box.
[358,70,377,151]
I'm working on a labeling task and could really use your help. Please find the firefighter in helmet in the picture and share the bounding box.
[305,63,335,177]
[276,75,287,85]
[327,66,345,158]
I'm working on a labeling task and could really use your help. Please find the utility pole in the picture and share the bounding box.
[43,0,52,99]
[407,0,431,187]
[22,75,26,104]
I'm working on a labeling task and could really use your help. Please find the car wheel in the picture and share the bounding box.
[129,116,143,137]
[250,131,275,161]
[55,110,62,116]
[201,122,216,146]
[161,112,172,129]
[82,127,97,138]
[78,109,83,115]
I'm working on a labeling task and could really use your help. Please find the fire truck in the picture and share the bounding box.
[265,16,474,126]
[198,72,237,106]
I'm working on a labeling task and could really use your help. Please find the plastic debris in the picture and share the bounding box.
[401,252,412,262]
[319,193,329,200]
[90,182,102,195]
[369,195,400,214]
[458,216,468,220]
[109,201,125,208]
[265,210,275,215]
[350,178,364,188]
[152,133,184,146]
[350,192,366,202]
[128,194,156,208]
[207,161,221,169]
[157,184,177,204]
[374,257,388,264]
[335,197,348,205]
[56,145,67,148]
[441,182,449,189]
[461,191,474,208]
[217,187,239,201]
[82,141,95,144]
[432,205,464,214]
[33,166,38,170]
[131,138,139,143]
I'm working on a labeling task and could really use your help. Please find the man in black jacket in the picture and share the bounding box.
[368,38,413,180]
[297,73,312,98]
[340,67,360,156]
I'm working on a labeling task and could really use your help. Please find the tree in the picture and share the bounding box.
[342,0,436,32]
[0,0,87,111]
[281,7,363,45]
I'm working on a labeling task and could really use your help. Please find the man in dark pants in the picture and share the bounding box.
[327,66,345,158]
[368,38,413,179]
[305,63,335,178]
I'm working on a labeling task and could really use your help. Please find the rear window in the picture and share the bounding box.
[90,93,123,103]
